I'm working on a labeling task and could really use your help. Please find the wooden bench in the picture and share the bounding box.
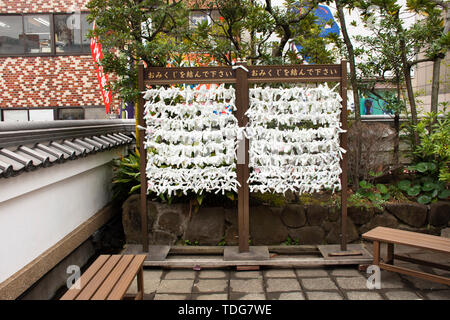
[60,254,147,300]
[362,227,450,286]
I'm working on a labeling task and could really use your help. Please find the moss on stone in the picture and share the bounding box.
[250,192,286,207]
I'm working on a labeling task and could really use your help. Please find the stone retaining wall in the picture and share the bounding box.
[122,195,450,246]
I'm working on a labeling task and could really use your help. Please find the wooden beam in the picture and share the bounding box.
[138,61,149,253]
[235,62,250,253]
[379,263,450,286]
[340,60,348,252]
[393,254,450,271]
[144,64,343,85]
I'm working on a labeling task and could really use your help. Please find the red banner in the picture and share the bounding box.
[91,22,112,114]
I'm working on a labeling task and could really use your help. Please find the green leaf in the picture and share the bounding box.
[359,180,373,189]
[398,180,411,191]
[226,192,235,201]
[129,184,141,194]
[416,162,429,173]
[438,189,450,199]
[431,189,439,198]
[197,194,204,206]
[422,182,437,192]
[376,184,388,194]
[417,194,432,204]
[407,185,421,197]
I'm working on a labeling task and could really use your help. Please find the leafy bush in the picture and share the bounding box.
[405,107,450,183]
[112,151,141,203]
[349,180,391,210]
[397,161,450,204]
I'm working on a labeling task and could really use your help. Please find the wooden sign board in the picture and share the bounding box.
[139,61,349,254]
[145,64,341,85]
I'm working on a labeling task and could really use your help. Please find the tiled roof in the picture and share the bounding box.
[0,120,135,179]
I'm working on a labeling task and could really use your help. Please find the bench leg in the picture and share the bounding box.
[136,266,144,300]
[386,243,394,265]
[373,241,380,266]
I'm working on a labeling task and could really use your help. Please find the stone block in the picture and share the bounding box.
[184,207,225,245]
[325,218,359,244]
[288,226,325,245]
[385,202,427,227]
[359,212,399,234]
[306,205,328,226]
[250,206,289,245]
[348,206,374,225]
[306,291,343,300]
[280,204,306,228]
[301,278,338,290]
[429,201,450,226]
[193,279,228,293]
[266,279,301,292]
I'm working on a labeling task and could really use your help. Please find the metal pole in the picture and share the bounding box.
[340,60,348,252]
[235,61,250,253]
[138,61,149,252]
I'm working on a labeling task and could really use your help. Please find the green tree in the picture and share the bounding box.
[407,0,450,114]
[86,0,189,104]
[186,0,336,65]
[354,0,449,147]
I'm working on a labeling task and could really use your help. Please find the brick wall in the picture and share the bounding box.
[0,1,120,112]
[0,0,89,14]
[0,56,104,108]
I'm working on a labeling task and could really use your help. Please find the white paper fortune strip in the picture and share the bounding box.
[144,83,345,197]
[144,84,240,196]
[246,84,345,194]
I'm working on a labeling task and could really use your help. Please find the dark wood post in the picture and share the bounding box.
[340,60,348,252]
[138,61,149,252]
[235,61,250,253]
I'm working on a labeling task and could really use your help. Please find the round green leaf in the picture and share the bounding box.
[417,194,432,204]
[438,189,450,199]
[431,189,439,198]
[376,184,388,194]
[422,182,436,192]
[398,180,411,191]
[427,163,437,171]
[407,185,421,197]
[416,162,429,173]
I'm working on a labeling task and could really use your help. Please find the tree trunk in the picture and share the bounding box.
[430,7,449,114]
[336,0,361,188]
[396,13,419,146]
[430,58,441,114]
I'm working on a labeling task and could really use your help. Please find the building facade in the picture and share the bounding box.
[0,0,120,121]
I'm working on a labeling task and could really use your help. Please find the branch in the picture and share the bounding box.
[408,56,435,67]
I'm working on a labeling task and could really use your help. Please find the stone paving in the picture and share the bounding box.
[126,265,449,300]
[125,244,450,300]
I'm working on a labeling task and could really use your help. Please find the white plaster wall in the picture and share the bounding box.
[0,146,126,283]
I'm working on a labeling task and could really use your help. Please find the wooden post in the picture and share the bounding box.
[138,61,149,252]
[373,241,380,265]
[386,243,394,264]
[340,60,348,252]
[235,61,250,253]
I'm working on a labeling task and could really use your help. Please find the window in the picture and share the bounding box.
[54,13,92,54]
[29,109,54,121]
[0,13,93,56]
[2,109,29,122]
[57,107,84,120]
[0,15,26,54]
[80,14,93,53]
[23,15,52,53]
